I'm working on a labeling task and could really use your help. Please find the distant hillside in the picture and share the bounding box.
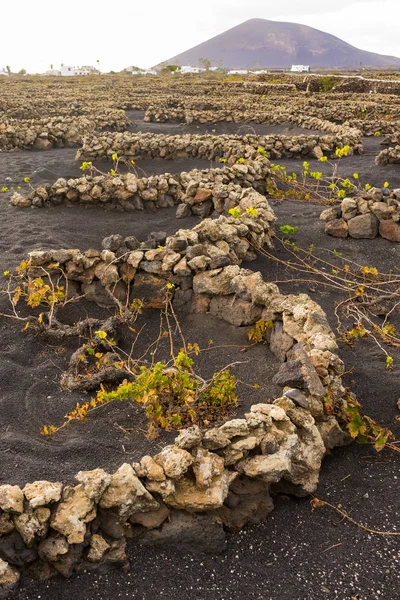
[157,18,400,69]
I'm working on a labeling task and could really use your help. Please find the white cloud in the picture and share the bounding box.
[0,0,398,73]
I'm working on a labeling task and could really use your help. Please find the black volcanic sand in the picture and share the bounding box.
[0,204,281,486]
[126,109,326,137]
[1,140,400,599]
[276,137,400,190]
[0,114,324,190]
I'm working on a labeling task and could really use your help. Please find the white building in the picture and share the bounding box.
[125,67,157,75]
[0,68,9,76]
[290,65,310,73]
[227,69,249,75]
[180,66,205,74]
[60,65,99,76]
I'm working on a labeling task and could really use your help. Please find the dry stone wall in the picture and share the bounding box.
[0,190,351,592]
[320,188,400,242]
[0,112,129,152]
[10,158,271,214]
[76,130,362,165]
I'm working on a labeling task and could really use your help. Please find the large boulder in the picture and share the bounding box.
[379,220,400,242]
[324,218,348,238]
[348,214,379,239]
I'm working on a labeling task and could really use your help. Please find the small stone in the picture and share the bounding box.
[176,204,192,219]
[75,469,111,501]
[219,419,249,438]
[130,503,170,529]
[202,428,231,450]
[139,456,166,481]
[102,234,124,252]
[0,558,20,593]
[341,198,358,221]
[379,220,400,242]
[153,446,193,479]
[50,485,95,544]
[127,250,144,268]
[38,534,69,562]
[370,202,392,221]
[0,513,14,536]
[284,388,309,409]
[193,188,213,204]
[99,463,159,516]
[0,486,24,514]
[324,218,348,238]
[87,534,110,562]
[23,481,63,510]
[125,236,140,250]
[273,360,304,388]
[175,425,202,449]
[9,192,31,207]
[13,508,51,547]
[148,231,167,246]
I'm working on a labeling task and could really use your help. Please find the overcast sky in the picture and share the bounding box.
[1,0,398,73]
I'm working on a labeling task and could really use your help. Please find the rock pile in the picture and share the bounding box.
[10,158,271,213]
[320,188,400,242]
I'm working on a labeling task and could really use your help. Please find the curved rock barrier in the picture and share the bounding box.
[0,191,351,592]
[143,105,363,138]
[76,130,362,165]
[10,158,271,214]
[320,188,400,242]
[0,112,130,152]
[253,73,400,95]
[376,145,400,166]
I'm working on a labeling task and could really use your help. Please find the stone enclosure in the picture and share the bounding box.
[0,191,351,592]
[1,71,399,594]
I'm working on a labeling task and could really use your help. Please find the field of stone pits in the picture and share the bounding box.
[0,74,399,600]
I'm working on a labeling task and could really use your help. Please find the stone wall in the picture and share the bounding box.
[320,189,400,242]
[0,190,351,592]
[76,130,362,165]
[10,158,271,214]
[253,73,400,95]
[0,112,129,152]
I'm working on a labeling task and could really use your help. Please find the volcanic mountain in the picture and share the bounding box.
[158,18,400,69]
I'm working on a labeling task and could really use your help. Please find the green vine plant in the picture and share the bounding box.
[2,263,262,439]
[265,146,386,206]
[2,154,147,199]
[39,284,244,439]
[253,238,400,453]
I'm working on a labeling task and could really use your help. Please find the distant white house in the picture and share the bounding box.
[60,65,100,76]
[290,65,310,73]
[125,67,157,75]
[180,66,205,74]
[251,69,269,74]
[0,68,9,76]
[227,69,249,75]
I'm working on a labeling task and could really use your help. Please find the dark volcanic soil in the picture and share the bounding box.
[1,120,400,600]
[0,204,280,485]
